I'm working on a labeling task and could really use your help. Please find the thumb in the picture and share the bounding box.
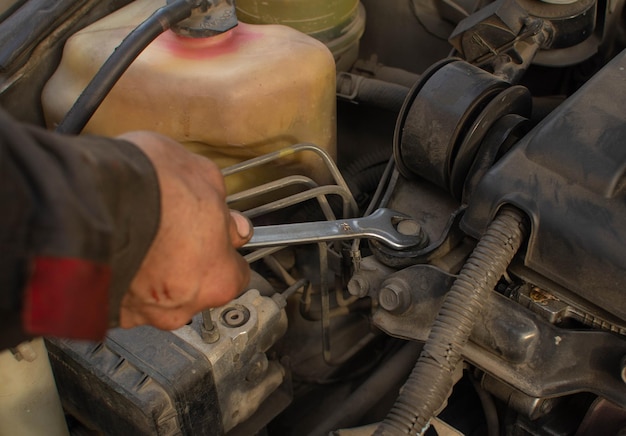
[229,210,253,247]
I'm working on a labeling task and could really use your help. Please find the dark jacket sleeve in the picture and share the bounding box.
[0,108,160,349]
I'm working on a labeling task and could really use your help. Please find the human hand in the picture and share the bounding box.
[116,132,252,330]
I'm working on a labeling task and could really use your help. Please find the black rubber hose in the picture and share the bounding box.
[352,59,421,88]
[375,206,527,435]
[309,342,422,436]
[354,77,409,112]
[337,72,410,113]
[347,162,387,206]
[56,0,198,134]
[343,147,391,209]
[365,65,420,89]
[343,146,391,178]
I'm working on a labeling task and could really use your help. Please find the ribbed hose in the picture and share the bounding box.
[56,0,199,134]
[344,146,391,178]
[375,206,527,435]
[343,147,391,209]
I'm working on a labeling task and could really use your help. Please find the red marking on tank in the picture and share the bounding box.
[156,23,262,60]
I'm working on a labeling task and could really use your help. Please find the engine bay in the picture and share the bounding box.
[1,0,626,434]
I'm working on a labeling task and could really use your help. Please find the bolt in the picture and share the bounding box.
[396,219,421,236]
[379,280,411,314]
[200,310,220,343]
[621,356,626,384]
[348,276,370,298]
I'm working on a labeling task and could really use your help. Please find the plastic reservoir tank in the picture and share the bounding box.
[42,0,337,194]
[235,0,366,71]
[0,339,69,436]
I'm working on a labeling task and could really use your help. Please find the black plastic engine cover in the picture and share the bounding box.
[462,50,626,321]
[47,326,222,435]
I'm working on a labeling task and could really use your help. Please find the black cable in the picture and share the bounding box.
[56,0,198,134]
[365,156,395,216]
[378,167,400,209]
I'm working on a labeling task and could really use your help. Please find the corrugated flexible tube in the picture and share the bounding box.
[375,206,528,435]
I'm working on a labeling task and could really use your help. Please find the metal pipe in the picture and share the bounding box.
[222,143,357,216]
[242,185,355,221]
[226,175,337,221]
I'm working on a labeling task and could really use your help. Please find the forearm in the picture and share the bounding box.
[0,109,160,348]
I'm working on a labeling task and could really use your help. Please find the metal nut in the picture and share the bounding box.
[221,305,251,328]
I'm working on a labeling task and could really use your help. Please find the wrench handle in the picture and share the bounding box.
[244,208,422,250]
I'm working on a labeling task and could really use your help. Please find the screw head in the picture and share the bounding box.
[379,281,411,314]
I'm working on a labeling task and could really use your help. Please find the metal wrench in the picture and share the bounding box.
[244,208,423,250]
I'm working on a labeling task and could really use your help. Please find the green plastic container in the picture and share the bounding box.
[236,0,366,69]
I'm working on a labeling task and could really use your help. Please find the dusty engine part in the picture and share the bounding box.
[448,0,600,70]
[168,0,238,38]
[448,0,531,63]
[47,289,288,435]
[393,58,532,199]
[462,50,626,323]
[174,289,289,433]
[1,0,626,434]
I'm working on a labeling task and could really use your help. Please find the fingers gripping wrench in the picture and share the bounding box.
[245,208,424,250]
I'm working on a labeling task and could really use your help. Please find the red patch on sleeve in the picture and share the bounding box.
[22,257,112,340]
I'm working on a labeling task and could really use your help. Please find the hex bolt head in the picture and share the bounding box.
[348,276,370,297]
[379,280,411,314]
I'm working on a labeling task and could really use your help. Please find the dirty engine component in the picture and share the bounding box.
[0,0,625,434]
